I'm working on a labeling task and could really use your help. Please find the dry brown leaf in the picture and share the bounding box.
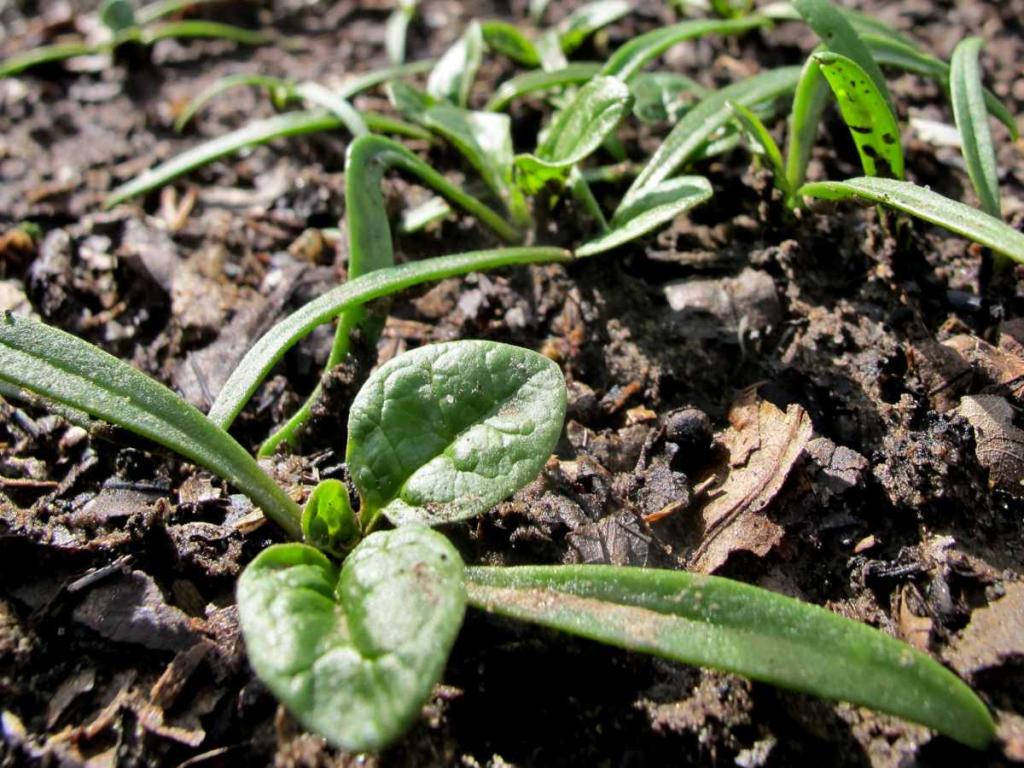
[687,388,813,573]
[946,582,1024,676]
[945,334,1024,399]
[957,395,1024,496]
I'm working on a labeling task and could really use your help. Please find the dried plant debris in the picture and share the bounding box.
[957,395,1024,497]
[686,388,813,573]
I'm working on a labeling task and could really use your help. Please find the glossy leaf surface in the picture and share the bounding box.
[950,37,1001,217]
[800,177,1024,264]
[208,248,570,430]
[427,21,483,106]
[465,565,995,749]
[813,51,904,179]
[347,341,567,526]
[302,479,360,557]
[621,66,800,209]
[484,63,601,111]
[0,313,302,538]
[481,20,540,66]
[577,176,712,256]
[515,76,632,193]
[238,529,465,751]
[557,0,630,54]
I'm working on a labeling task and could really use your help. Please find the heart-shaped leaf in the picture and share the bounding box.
[347,341,566,527]
[237,528,466,751]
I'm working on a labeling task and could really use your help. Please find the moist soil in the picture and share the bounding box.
[2,1,1024,766]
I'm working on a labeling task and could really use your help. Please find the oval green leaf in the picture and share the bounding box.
[347,341,567,527]
[799,177,1024,265]
[577,176,713,257]
[465,564,995,749]
[302,479,360,557]
[238,529,466,751]
[813,51,904,179]
[481,20,540,66]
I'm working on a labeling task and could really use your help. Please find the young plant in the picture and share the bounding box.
[0,312,996,752]
[950,37,1002,221]
[0,0,267,79]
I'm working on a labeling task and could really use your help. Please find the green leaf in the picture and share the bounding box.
[100,0,137,34]
[620,66,800,210]
[514,76,632,194]
[295,81,369,138]
[862,34,1018,139]
[484,62,601,112]
[302,479,360,557]
[600,16,769,81]
[799,177,1024,265]
[238,530,466,751]
[174,74,295,132]
[711,0,754,19]
[812,51,904,179]
[387,80,437,118]
[557,1,630,54]
[385,0,417,64]
[427,21,483,107]
[951,37,1001,218]
[347,341,567,527]
[630,72,706,124]
[420,105,529,225]
[481,20,540,66]
[729,101,791,196]
[577,176,712,256]
[783,52,830,193]
[791,0,891,106]
[0,41,106,79]
[464,565,995,749]
[139,20,268,47]
[208,247,571,431]
[0,313,302,539]
[106,111,345,207]
[535,29,569,72]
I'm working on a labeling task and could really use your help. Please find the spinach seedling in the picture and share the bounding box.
[0,0,267,79]
[0,311,997,751]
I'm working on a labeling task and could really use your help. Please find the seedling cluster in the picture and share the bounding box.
[2,0,1020,754]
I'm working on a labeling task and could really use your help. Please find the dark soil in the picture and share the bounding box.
[2,1,1024,766]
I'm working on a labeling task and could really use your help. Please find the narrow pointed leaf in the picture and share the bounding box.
[630,72,707,124]
[174,74,294,132]
[465,565,995,749]
[385,0,417,64]
[140,20,268,46]
[577,176,712,256]
[792,0,891,105]
[862,34,1018,138]
[515,76,632,194]
[481,20,540,66]
[730,101,791,195]
[238,530,465,751]
[484,63,601,112]
[295,81,368,137]
[600,16,769,81]
[557,1,630,54]
[784,52,830,193]
[106,111,344,206]
[800,177,1024,264]
[347,341,567,527]
[0,41,106,79]
[621,66,800,210]
[427,21,483,107]
[0,313,302,538]
[813,51,904,179]
[207,248,570,429]
[950,37,1001,218]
